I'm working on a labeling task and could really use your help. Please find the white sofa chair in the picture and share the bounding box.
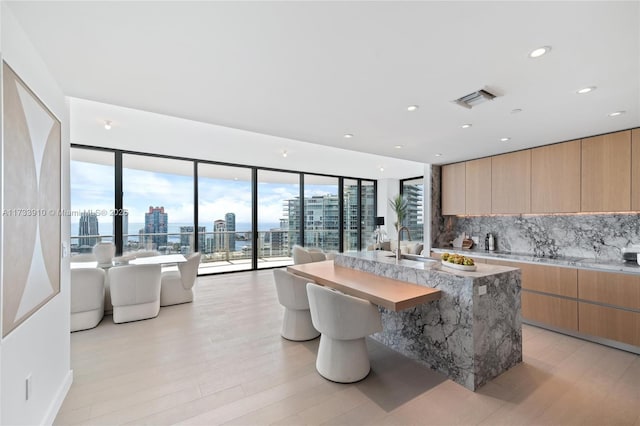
[93,242,116,267]
[109,264,162,323]
[70,268,106,332]
[273,269,320,341]
[160,252,201,306]
[306,283,382,383]
[292,245,328,264]
[389,240,424,256]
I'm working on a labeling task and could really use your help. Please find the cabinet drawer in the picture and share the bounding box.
[579,302,640,346]
[578,270,640,310]
[522,291,578,331]
[486,260,577,297]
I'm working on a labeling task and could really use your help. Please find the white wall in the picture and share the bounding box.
[1,5,71,425]
[376,178,400,239]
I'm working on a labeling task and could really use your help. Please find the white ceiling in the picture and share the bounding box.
[7,1,640,171]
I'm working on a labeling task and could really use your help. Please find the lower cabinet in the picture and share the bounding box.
[522,292,578,331]
[578,302,640,347]
[486,258,639,350]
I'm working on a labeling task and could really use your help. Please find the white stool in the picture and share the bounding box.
[273,269,320,341]
[306,283,382,383]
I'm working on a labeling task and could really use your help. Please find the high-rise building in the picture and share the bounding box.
[79,211,99,248]
[144,206,168,249]
[180,226,206,253]
[212,219,227,252]
[225,213,236,252]
[402,183,424,241]
[286,194,341,251]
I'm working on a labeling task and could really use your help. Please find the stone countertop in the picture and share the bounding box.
[340,250,518,279]
[431,247,640,275]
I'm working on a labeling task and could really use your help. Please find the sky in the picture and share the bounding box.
[70,160,341,235]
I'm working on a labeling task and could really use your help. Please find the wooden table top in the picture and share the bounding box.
[287,260,441,311]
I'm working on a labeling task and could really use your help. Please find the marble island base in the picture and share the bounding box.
[335,251,522,390]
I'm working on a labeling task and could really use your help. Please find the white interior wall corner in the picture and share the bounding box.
[1,4,71,425]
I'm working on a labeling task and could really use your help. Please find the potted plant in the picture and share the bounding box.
[388,194,408,231]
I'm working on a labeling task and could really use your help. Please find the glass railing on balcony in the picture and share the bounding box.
[71,229,350,274]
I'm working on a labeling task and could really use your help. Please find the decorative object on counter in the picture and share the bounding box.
[462,238,474,249]
[488,233,495,251]
[441,252,477,271]
[485,234,490,251]
[622,244,640,262]
[389,194,410,262]
[452,232,465,248]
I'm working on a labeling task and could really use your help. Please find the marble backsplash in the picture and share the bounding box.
[435,213,640,261]
[430,165,640,261]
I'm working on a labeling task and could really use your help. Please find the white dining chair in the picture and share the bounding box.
[109,264,162,323]
[306,282,382,383]
[160,252,201,306]
[273,269,320,341]
[70,268,106,331]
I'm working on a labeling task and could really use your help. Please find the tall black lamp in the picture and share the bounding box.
[374,217,385,246]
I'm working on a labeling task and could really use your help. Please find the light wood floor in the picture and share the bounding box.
[55,269,640,426]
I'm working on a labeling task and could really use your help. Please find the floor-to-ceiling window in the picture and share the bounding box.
[343,178,359,251]
[71,144,378,274]
[257,170,300,268]
[122,154,194,255]
[198,163,252,273]
[360,180,376,249]
[70,148,115,255]
[401,176,424,242]
[303,175,339,251]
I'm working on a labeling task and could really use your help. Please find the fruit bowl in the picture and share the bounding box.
[441,260,477,271]
[440,252,477,271]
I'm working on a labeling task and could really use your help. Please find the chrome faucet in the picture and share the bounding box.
[396,226,412,261]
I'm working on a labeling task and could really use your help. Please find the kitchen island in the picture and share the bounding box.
[332,251,522,391]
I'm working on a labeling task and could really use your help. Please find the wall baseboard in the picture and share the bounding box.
[42,369,73,426]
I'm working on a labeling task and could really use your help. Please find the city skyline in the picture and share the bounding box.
[70,158,343,232]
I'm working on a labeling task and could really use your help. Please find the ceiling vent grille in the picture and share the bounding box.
[453,89,497,109]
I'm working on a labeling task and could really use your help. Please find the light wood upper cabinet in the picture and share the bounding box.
[465,158,491,214]
[441,163,465,215]
[632,129,640,210]
[491,150,531,213]
[531,140,581,213]
[581,130,631,212]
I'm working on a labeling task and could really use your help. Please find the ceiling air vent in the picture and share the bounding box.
[453,89,497,109]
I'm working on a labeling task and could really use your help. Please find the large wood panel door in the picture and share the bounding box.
[581,130,631,212]
[465,158,491,214]
[441,163,465,215]
[632,129,640,210]
[491,150,531,213]
[531,140,581,213]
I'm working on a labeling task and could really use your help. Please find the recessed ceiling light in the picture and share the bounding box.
[529,46,551,58]
[379,166,385,172]
[407,105,419,112]
[394,145,403,149]
[577,86,596,94]
[500,137,511,142]
[511,108,523,114]
[344,133,353,139]
[282,150,288,158]
[461,124,472,129]
[104,120,112,130]
[434,153,443,157]
[608,111,626,117]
